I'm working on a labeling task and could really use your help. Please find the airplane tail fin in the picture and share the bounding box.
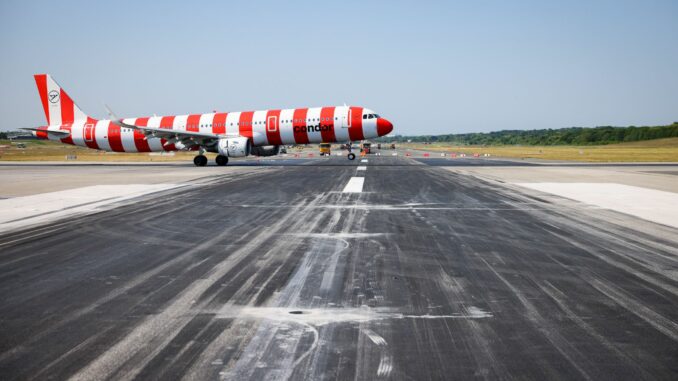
[34,74,89,126]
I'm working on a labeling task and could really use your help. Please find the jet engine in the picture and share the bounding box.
[217,137,250,157]
[250,145,281,157]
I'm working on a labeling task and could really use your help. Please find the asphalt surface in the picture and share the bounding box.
[1,155,677,380]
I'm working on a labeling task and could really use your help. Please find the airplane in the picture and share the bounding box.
[22,74,394,166]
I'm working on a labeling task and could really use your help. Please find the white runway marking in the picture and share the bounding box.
[516,182,678,228]
[0,184,182,232]
[357,166,367,171]
[215,306,493,324]
[361,159,368,163]
[342,177,365,193]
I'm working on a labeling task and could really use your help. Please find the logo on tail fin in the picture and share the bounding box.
[48,90,60,103]
[34,74,89,126]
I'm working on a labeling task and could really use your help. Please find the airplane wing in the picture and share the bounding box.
[117,119,234,149]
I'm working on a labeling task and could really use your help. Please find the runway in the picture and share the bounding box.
[0,154,677,380]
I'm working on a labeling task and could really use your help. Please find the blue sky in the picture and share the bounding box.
[1,0,677,134]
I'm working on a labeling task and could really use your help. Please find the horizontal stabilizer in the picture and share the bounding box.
[20,127,71,136]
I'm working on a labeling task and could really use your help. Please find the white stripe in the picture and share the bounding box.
[198,113,215,134]
[279,109,295,144]
[225,111,241,135]
[173,114,189,132]
[73,106,87,122]
[252,110,268,145]
[69,120,86,147]
[342,177,365,193]
[363,116,378,139]
[46,76,62,126]
[333,106,349,142]
[305,107,322,143]
[361,159,368,163]
[146,116,164,151]
[120,123,137,152]
[95,120,111,151]
[357,166,367,171]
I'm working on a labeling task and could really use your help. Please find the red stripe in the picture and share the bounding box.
[159,115,176,151]
[34,75,50,125]
[83,116,100,150]
[59,124,74,145]
[132,117,151,152]
[213,112,227,134]
[159,115,175,129]
[36,126,49,140]
[348,106,364,141]
[60,89,75,124]
[238,111,255,138]
[319,106,337,143]
[58,89,76,145]
[292,108,309,144]
[264,109,282,145]
[186,114,201,132]
[107,121,125,152]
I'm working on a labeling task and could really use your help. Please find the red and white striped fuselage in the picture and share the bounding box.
[36,106,393,153]
[29,75,394,157]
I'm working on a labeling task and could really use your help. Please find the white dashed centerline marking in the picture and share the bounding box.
[342,177,365,193]
[361,159,368,163]
[357,166,367,171]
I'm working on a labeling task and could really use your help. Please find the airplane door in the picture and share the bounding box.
[84,123,95,142]
[267,116,278,132]
[342,108,350,128]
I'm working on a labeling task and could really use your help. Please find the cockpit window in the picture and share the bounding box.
[363,114,367,119]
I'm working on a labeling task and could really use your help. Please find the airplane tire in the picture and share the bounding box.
[194,155,208,167]
[215,155,229,166]
[347,153,356,160]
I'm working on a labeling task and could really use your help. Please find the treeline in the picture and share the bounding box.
[386,122,678,146]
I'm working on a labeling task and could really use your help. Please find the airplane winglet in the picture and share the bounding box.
[104,104,119,120]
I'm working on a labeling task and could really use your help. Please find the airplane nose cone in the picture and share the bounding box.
[377,118,393,136]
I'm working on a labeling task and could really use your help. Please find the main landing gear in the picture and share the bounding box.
[193,154,229,167]
[193,155,208,167]
[215,155,229,166]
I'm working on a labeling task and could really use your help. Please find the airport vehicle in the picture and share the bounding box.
[23,74,393,166]
[319,143,331,156]
[360,141,372,154]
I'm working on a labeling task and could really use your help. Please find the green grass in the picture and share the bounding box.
[3,138,677,162]
[0,140,198,161]
[403,137,678,162]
